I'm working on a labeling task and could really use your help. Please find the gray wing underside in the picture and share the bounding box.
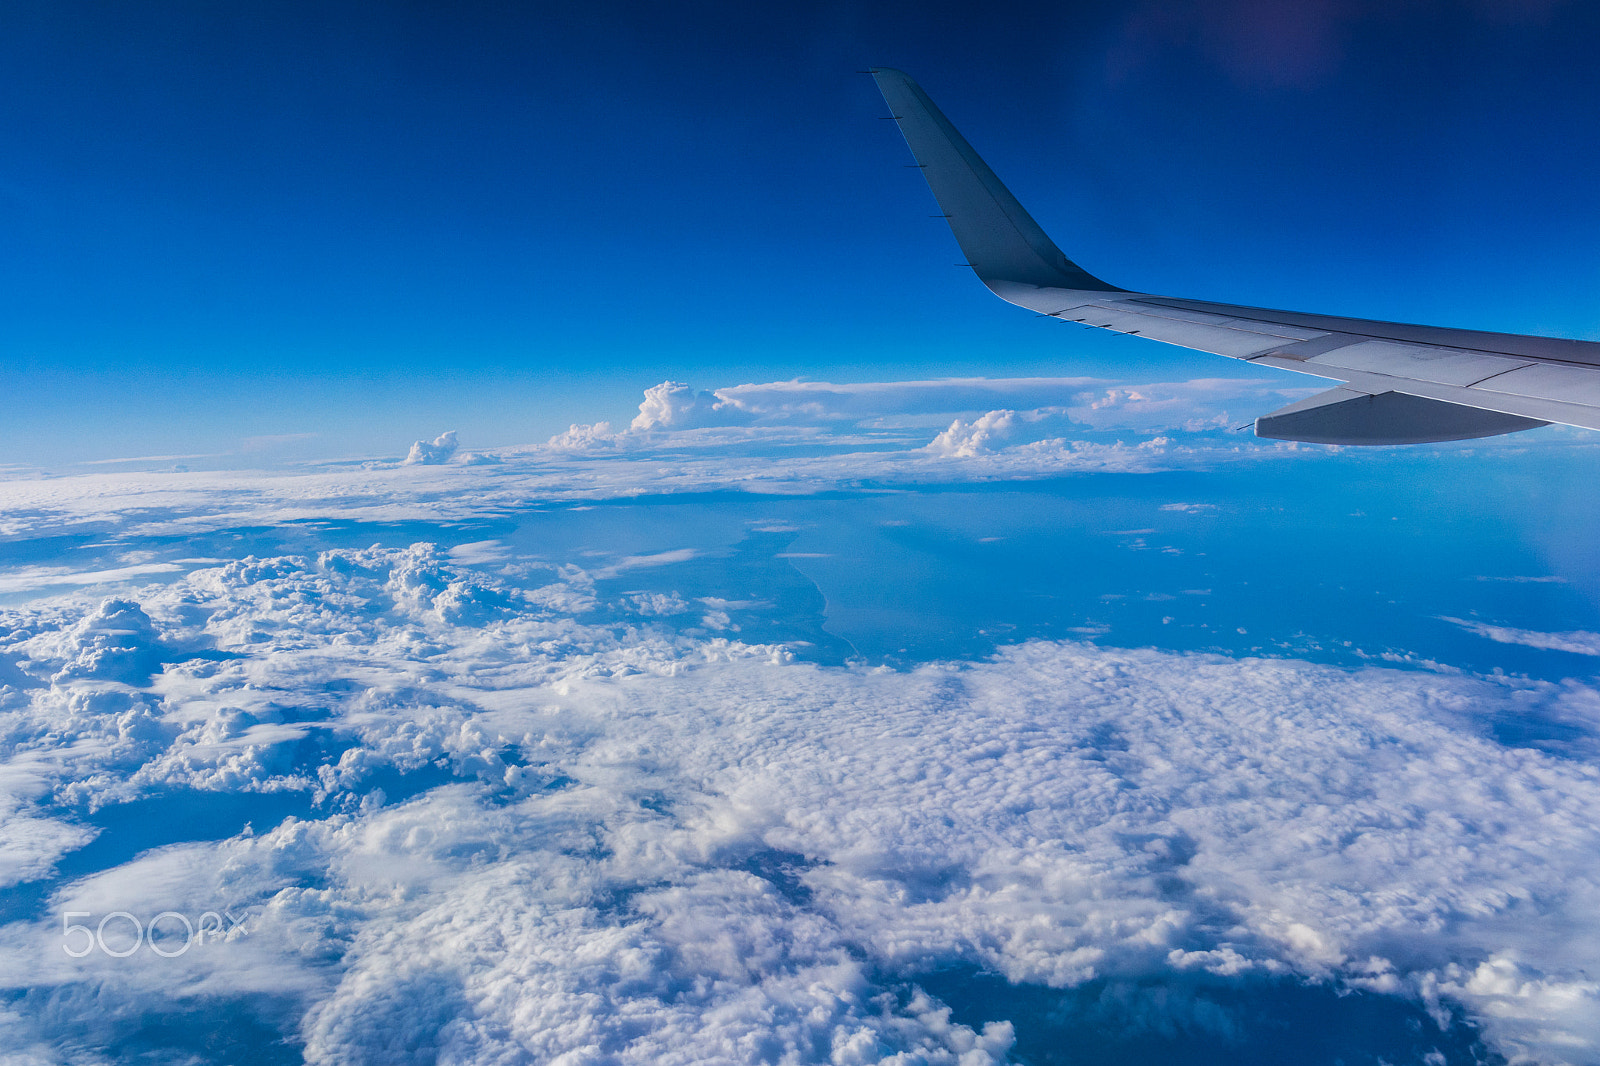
[871,67,1600,443]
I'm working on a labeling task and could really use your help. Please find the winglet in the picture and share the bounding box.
[870,68,1118,293]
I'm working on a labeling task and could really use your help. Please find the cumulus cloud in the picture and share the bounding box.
[927,410,1026,457]
[45,598,167,686]
[630,381,738,432]
[0,546,1597,1063]
[925,408,1090,457]
[403,430,459,466]
[628,591,691,616]
[546,420,617,450]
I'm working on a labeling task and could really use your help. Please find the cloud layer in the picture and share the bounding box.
[1,542,1597,1062]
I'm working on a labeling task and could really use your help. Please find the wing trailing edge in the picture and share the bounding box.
[1254,388,1548,445]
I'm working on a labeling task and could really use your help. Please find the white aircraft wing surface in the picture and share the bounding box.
[871,67,1600,444]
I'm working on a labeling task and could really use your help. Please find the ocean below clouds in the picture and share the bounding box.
[3,377,1600,1065]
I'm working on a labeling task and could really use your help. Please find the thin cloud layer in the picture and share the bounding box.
[1442,616,1600,656]
[0,373,1476,542]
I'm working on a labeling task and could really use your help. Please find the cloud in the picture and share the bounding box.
[1471,574,1568,584]
[446,540,510,565]
[403,430,458,466]
[630,381,737,432]
[927,408,1099,458]
[1070,378,1319,432]
[0,800,94,890]
[710,377,1101,423]
[587,375,1261,451]
[628,591,691,616]
[77,454,221,466]
[1,547,1598,1062]
[8,367,1600,1063]
[927,410,1025,457]
[0,373,1360,543]
[592,548,701,579]
[546,420,617,450]
[45,599,167,686]
[599,376,1319,449]
[1441,616,1600,656]
[0,563,183,596]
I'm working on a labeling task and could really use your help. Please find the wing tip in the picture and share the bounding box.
[869,69,1118,295]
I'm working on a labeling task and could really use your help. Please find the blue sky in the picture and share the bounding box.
[4,0,1600,463]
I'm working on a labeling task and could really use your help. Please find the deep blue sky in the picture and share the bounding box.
[4,0,1600,463]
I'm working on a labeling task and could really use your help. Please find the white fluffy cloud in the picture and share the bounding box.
[927,410,1027,458]
[925,408,1094,457]
[403,430,459,466]
[1,545,1597,1063]
[630,381,738,431]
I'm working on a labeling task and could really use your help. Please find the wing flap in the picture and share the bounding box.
[1247,357,1600,431]
[1472,362,1600,407]
[1304,340,1533,387]
[1255,388,1548,445]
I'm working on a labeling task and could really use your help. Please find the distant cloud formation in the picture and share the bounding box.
[1441,615,1600,656]
[546,420,616,450]
[0,372,1542,549]
[927,410,1026,457]
[630,381,732,431]
[548,375,1315,460]
[925,408,1095,457]
[403,429,459,465]
[711,377,1100,422]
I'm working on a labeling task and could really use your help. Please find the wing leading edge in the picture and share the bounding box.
[870,68,1600,444]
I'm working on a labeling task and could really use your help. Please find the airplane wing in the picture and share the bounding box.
[871,68,1600,445]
